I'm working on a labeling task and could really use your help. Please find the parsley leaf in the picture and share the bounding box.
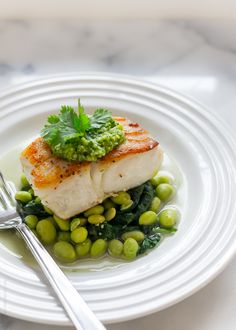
[89,109,112,130]
[41,103,90,147]
[73,100,90,133]
[48,114,59,124]
[60,103,90,134]
[41,99,125,161]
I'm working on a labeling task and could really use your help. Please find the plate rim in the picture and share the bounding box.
[0,71,235,141]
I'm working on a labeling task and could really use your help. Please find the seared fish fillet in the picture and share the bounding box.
[21,117,163,219]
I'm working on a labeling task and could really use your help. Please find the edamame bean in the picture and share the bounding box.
[25,215,38,229]
[120,200,133,211]
[70,218,81,231]
[15,191,32,203]
[108,239,123,257]
[156,183,174,202]
[103,198,116,210]
[88,214,105,225]
[159,208,178,229]
[139,211,158,225]
[35,196,41,204]
[75,238,92,257]
[53,241,76,262]
[90,239,108,258]
[84,205,104,217]
[20,173,29,188]
[149,197,161,213]
[53,215,70,231]
[46,216,58,228]
[57,231,71,242]
[43,205,53,215]
[123,238,139,260]
[104,208,116,221]
[121,231,145,242]
[79,218,87,226]
[36,219,57,244]
[153,227,177,234]
[71,227,88,243]
[111,192,131,205]
[28,188,34,196]
[151,175,171,187]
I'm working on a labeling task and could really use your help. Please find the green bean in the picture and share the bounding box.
[111,192,132,205]
[75,238,92,257]
[88,214,105,225]
[20,173,30,188]
[71,227,88,243]
[15,191,32,203]
[25,215,38,229]
[159,208,178,229]
[149,197,161,213]
[156,183,174,202]
[151,175,171,187]
[90,239,108,258]
[104,208,116,221]
[53,241,76,262]
[70,218,81,231]
[53,215,70,231]
[57,231,71,242]
[123,238,139,260]
[43,205,53,215]
[121,231,145,242]
[36,219,57,245]
[139,211,158,225]
[103,198,116,210]
[84,205,104,217]
[108,239,123,257]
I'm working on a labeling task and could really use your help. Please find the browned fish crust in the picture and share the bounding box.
[102,117,158,162]
[21,117,159,188]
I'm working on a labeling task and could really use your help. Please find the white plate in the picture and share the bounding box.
[0,73,235,326]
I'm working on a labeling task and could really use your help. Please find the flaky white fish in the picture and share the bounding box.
[21,117,163,219]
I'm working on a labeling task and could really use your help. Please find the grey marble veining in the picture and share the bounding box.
[0,19,235,330]
[0,21,232,76]
[0,20,235,127]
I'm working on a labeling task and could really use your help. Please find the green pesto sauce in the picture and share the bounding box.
[41,102,126,162]
[52,119,125,162]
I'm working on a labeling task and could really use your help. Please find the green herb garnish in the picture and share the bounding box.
[41,100,125,162]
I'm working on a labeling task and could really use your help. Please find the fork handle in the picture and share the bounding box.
[16,222,106,330]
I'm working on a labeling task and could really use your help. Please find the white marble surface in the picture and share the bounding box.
[0,20,236,330]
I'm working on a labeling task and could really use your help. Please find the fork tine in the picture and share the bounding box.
[7,181,17,199]
[0,189,7,210]
[0,187,13,210]
[0,172,16,206]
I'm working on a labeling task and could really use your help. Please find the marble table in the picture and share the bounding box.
[0,20,235,330]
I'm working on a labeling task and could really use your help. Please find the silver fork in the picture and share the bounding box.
[0,171,106,330]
